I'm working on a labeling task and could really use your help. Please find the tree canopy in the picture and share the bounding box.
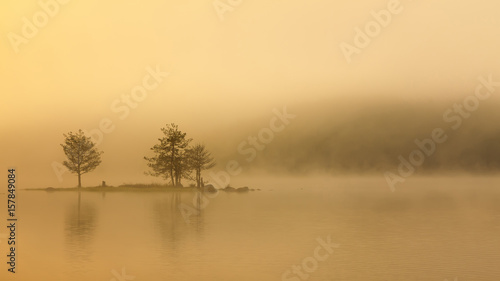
[145,123,215,187]
[61,129,103,188]
[188,144,216,188]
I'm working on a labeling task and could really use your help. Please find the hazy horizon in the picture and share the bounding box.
[4,95,500,189]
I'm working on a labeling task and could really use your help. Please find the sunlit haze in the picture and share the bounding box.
[1,0,499,188]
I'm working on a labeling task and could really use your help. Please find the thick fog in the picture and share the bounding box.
[212,95,500,175]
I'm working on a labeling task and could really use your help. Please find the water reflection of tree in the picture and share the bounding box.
[193,192,205,234]
[64,192,97,262]
[151,191,205,255]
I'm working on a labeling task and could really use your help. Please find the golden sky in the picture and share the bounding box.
[1,0,499,188]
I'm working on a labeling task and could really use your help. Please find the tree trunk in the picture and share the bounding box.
[171,143,176,186]
[78,173,81,188]
[174,172,180,187]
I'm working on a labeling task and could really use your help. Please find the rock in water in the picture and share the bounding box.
[236,186,249,192]
[204,184,217,193]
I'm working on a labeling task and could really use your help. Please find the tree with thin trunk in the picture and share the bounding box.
[174,150,192,186]
[145,123,192,186]
[61,129,103,188]
[187,144,216,188]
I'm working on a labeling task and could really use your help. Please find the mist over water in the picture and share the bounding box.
[1,178,500,281]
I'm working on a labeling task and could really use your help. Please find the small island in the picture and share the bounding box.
[29,123,257,193]
[34,184,258,193]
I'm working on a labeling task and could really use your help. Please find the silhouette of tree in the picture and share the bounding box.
[61,129,103,188]
[145,123,192,186]
[187,144,216,188]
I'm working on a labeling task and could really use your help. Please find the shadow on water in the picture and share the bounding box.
[151,191,205,256]
[64,191,98,263]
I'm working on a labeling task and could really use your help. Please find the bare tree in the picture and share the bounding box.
[61,129,103,188]
[188,144,216,188]
[145,123,192,186]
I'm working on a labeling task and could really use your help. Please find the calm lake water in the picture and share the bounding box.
[1,177,500,281]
